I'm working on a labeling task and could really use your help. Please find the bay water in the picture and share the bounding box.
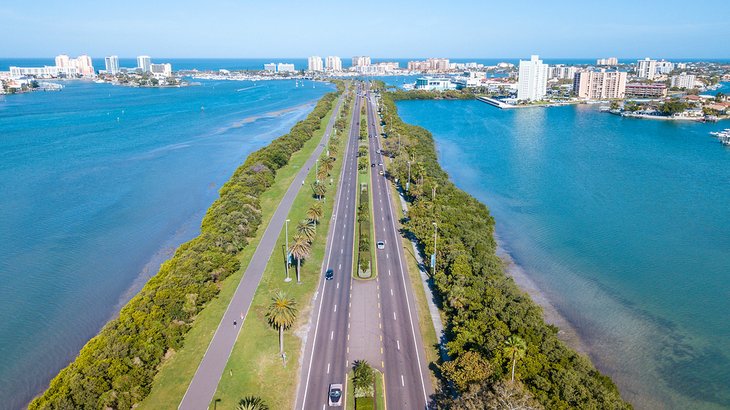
[0,79,331,408]
[396,98,730,409]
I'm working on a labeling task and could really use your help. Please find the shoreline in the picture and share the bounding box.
[494,232,590,356]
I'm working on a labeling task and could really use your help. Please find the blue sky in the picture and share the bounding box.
[1,0,728,58]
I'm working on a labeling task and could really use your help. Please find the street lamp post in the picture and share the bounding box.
[284,219,292,282]
[315,158,319,183]
[432,222,438,275]
[406,160,411,192]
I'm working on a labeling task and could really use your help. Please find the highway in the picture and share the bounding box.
[365,85,434,409]
[297,85,362,410]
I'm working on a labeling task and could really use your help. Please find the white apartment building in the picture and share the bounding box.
[573,70,627,100]
[307,56,323,72]
[670,73,697,89]
[656,60,675,75]
[326,56,342,71]
[104,56,120,75]
[55,54,70,68]
[414,77,455,91]
[10,54,93,78]
[150,63,172,77]
[263,63,277,72]
[636,58,657,80]
[75,55,94,76]
[277,63,296,73]
[548,65,578,80]
[137,56,152,72]
[351,56,371,67]
[517,55,548,101]
[596,57,618,66]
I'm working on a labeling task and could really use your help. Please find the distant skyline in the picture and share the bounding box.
[2,0,729,59]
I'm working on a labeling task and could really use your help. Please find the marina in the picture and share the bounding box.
[710,128,730,145]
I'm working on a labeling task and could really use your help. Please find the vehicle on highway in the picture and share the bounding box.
[325,269,334,280]
[379,170,384,175]
[371,163,375,167]
[377,241,385,249]
[328,383,343,406]
[378,162,383,166]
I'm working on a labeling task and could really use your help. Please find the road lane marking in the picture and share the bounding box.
[327,363,330,374]
[337,282,339,289]
[331,331,334,340]
[401,375,405,387]
[388,269,391,276]
[390,288,393,296]
[393,312,397,321]
[338,263,342,270]
[334,304,337,312]
[381,347,384,354]
[397,340,400,350]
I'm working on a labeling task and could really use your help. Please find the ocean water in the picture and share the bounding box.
[396,97,730,409]
[0,79,332,409]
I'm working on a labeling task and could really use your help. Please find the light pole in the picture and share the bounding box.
[406,160,411,192]
[315,158,319,183]
[284,219,292,282]
[432,222,438,275]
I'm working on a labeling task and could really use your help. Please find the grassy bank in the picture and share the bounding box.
[374,81,630,409]
[206,87,355,409]
[29,83,343,410]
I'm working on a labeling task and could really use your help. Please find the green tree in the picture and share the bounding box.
[296,219,316,242]
[289,234,311,284]
[265,291,298,355]
[306,202,324,224]
[236,395,269,410]
[352,360,375,398]
[440,350,492,392]
[504,335,526,383]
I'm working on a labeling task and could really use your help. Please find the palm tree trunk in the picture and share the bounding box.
[511,356,516,383]
[279,325,284,355]
[296,258,301,284]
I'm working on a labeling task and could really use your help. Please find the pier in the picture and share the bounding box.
[476,96,516,109]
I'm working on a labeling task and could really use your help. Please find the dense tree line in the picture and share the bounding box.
[373,83,631,409]
[29,82,344,410]
[388,88,477,101]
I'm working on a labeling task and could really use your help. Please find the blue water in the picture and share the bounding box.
[397,98,730,409]
[0,79,332,409]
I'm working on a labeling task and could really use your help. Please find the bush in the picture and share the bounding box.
[29,83,343,410]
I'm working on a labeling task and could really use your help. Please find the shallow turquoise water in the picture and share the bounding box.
[397,99,730,409]
[0,79,331,408]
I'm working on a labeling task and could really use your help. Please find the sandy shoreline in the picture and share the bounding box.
[494,231,590,355]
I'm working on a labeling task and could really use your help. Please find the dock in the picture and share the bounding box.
[476,96,516,109]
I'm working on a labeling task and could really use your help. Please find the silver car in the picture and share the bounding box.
[328,383,343,406]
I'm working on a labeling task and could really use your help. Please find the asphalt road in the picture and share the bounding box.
[178,90,346,410]
[366,87,434,409]
[296,86,362,410]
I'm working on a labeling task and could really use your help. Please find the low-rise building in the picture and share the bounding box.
[150,63,172,77]
[414,77,455,91]
[277,63,296,73]
[263,63,277,72]
[596,57,618,66]
[625,82,667,99]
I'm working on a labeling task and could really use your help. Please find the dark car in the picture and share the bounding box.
[325,269,334,280]
[371,163,375,167]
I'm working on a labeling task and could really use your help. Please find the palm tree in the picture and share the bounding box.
[236,396,269,410]
[352,360,375,399]
[312,182,327,200]
[265,291,298,356]
[289,234,311,284]
[504,335,527,383]
[306,202,324,224]
[317,166,329,182]
[296,219,316,242]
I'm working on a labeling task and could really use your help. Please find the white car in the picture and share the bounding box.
[328,383,343,406]
[377,241,385,250]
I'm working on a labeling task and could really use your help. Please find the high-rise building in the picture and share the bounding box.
[670,73,697,89]
[308,56,324,71]
[55,54,70,68]
[104,56,120,75]
[655,60,675,75]
[73,55,95,76]
[517,55,548,101]
[326,56,342,71]
[573,70,627,100]
[351,56,371,67]
[263,63,277,72]
[548,64,578,80]
[137,55,152,73]
[277,63,296,73]
[636,58,657,80]
[596,57,618,66]
[150,63,172,77]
